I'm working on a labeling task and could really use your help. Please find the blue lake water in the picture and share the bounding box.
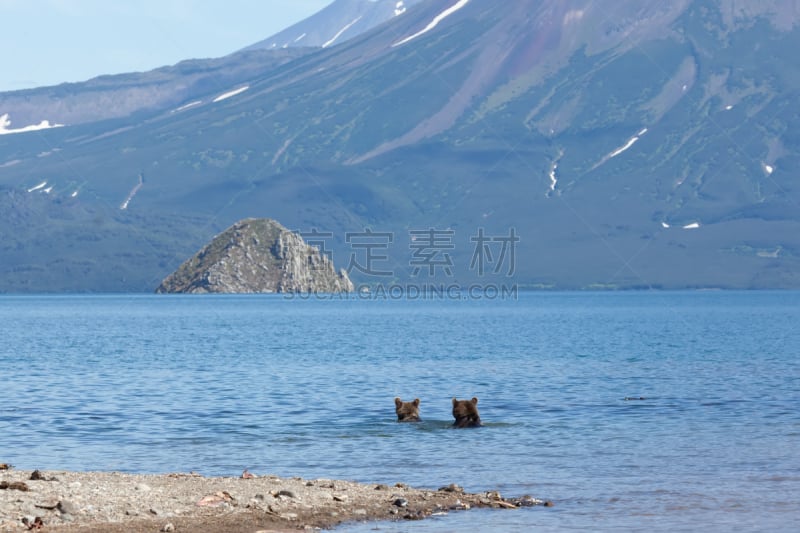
[1,292,798,532]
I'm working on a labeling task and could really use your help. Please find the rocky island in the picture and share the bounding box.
[156,218,353,294]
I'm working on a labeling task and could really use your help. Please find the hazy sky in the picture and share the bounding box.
[0,0,332,92]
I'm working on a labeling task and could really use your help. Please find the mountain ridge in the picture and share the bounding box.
[243,0,425,51]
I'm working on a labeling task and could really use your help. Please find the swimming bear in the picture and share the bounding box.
[394,397,421,422]
[452,397,482,428]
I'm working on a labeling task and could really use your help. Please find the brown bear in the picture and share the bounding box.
[394,397,421,422]
[452,397,482,428]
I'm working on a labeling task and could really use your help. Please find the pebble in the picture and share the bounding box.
[58,500,79,515]
[0,481,29,491]
[438,483,463,493]
[449,500,470,510]
[135,483,152,492]
[510,494,543,507]
[393,498,408,508]
[277,489,297,499]
[34,500,59,510]
[160,523,175,532]
[354,509,367,516]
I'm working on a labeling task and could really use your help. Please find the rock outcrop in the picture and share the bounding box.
[156,218,353,294]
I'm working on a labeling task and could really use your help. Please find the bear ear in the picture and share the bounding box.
[452,398,458,406]
[394,397,402,407]
[471,397,479,405]
[413,398,420,406]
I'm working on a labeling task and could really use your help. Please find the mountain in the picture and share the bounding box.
[243,0,425,50]
[0,1,426,135]
[0,48,309,129]
[1,0,799,292]
[156,218,354,294]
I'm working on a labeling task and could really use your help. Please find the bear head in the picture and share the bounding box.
[394,397,421,422]
[452,397,481,428]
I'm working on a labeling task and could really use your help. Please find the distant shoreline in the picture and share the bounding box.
[2,287,799,296]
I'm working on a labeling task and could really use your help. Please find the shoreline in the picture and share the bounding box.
[1,468,549,532]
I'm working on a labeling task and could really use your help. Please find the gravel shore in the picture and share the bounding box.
[1,467,549,532]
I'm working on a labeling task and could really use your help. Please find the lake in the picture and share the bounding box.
[1,292,798,531]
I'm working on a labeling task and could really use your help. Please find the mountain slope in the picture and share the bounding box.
[0,48,309,129]
[243,0,424,50]
[1,0,798,291]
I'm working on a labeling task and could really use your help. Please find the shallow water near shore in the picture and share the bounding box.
[2,292,799,532]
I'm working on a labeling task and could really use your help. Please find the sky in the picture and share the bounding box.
[0,0,332,92]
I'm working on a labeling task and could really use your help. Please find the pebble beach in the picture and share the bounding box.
[0,467,547,532]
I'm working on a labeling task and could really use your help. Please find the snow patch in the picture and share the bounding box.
[213,86,249,103]
[607,128,648,159]
[392,0,470,47]
[590,127,649,171]
[172,100,202,113]
[323,16,363,48]
[293,33,307,43]
[661,222,670,228]
[28,181,47,193]
[549,163,558,192]
[764,163,774,175]
[395,1,406,16]
[607,136,640,159]
[683,222,700,230]
[120,174,143,210]
[725,104,733,110]
[0,113,64,135]
[43,186,53,194]
[272,137,295,165]
[547,149,564,196]
[71,190,79,198]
